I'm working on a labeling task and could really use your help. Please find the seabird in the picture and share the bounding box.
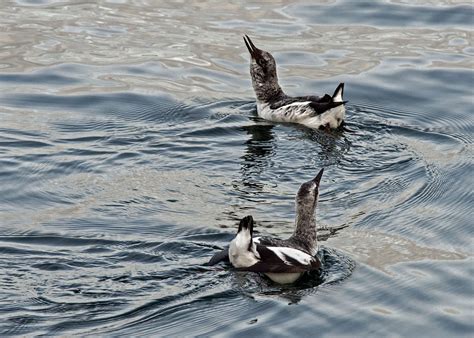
[244,35,347,131]
[208,168,325,284]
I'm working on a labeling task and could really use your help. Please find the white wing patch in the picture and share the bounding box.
[283,101,312,108]
[267,246,313,266]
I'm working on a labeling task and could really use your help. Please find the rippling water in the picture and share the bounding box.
[0,0,472,336]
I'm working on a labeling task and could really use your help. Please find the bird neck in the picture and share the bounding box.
[293,205,317,252]
[254,82,285,103]
[251,70,285,103]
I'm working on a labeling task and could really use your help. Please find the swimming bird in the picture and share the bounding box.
[229,215,321,284]
[243,35,347,131]
[208,168,325,284]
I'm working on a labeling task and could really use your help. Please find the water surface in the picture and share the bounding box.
[0,0,472,336]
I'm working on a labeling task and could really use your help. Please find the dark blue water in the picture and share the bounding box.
[0,0,472,336]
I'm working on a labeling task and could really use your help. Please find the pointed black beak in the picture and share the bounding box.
[312,168,324,186]
[243,35,262,60]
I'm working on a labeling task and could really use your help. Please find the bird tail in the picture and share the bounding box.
[332,83,344,102]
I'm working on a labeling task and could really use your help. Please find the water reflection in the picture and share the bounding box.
[239,120,275,192]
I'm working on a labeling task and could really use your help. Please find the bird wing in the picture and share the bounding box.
[207,247,229,265]
[236,245,321,273]
[293,94,332,103]
[308,101,347,115]
[269,96,346,116]
[206,234,291,266]
[269,95,326,110]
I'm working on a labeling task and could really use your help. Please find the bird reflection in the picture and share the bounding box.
[295,123,352,165]
[238,118,351,190]
[237,118,276,195]
[231,109,353,208]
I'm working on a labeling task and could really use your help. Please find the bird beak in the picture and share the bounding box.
[312,168,324,186]
[243,35,262,60]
